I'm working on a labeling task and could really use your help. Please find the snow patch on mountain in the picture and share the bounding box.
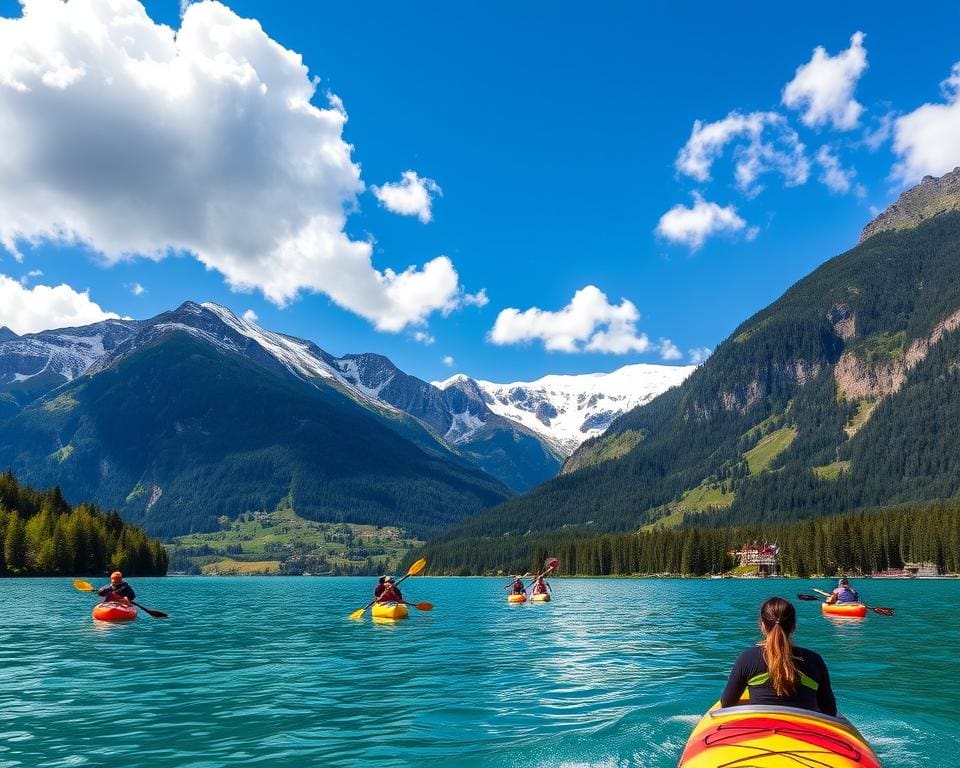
[435,364,695,455]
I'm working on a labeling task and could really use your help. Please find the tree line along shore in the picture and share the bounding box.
[0,472,167,577]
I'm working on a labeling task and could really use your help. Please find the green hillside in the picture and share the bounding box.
[0,471,167,576]
[421,208,960,571]
[0,332,511,539]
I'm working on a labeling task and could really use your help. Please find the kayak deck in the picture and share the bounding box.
[372,601,408,620]
[92,601,137,623]
[679,702,881,768]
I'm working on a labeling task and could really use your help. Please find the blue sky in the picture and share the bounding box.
[1,1,959,382]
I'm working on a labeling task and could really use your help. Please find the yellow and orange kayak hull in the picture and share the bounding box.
[678,701,881,768]
[507,593,527,604]
[372,602,408,620]
[822,602,868,618]
[531,593,551,602]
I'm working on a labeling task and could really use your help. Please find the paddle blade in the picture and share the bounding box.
[349,607,367,620]
[406,558,427,577]
[872,607,894,616]
[412,602,433,611]
[141,607,168,618]
[796,594,821,601]
[544,558,560,572]
[73,579,95,592]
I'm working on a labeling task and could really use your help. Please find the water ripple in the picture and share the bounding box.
[1,576,957,766]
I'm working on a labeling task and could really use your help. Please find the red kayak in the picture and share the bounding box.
[93,601,137,622]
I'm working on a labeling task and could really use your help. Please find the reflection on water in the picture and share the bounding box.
[0,576,956,767]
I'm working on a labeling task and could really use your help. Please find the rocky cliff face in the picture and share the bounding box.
[860,167,960,243]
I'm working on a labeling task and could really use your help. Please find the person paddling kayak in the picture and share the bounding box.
[531,575,550,595]
[376,575,404,603]
[97,571,136,603]
[509,577,526,596]
[826,577,860,605]
[721,596,837,716]
[373,576,387,600]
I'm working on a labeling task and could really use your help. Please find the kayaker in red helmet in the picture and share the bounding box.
[720,597,836,715]
[826,578,859,605]
[97,571,136,603]
[531,575,550,596]
[376,575,403,603]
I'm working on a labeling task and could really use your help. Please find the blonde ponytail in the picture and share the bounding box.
[759,597,798,697]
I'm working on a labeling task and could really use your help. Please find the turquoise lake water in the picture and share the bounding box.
[2,576,957,767]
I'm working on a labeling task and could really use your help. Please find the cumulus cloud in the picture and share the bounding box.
[689,346,712,364]
[0,274,120,334]
[0,0,476,332]
[372,171,443,223]
[242,309,258,323]
[656,193,754,250]
[675,111,809,193]
[442,355,455,367]
[129,282,146,296]
[489,285,652,354]
[891,62,960,183]
[783,32,868,131]
[20,269,43,285]
[816,146,864,196]
[659,338,682,361]
[413,330,435,345]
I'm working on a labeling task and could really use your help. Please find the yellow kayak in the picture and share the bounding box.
[678,701,881,767]
[507,593,527,604]
[372,602,408,620]
[531,593,551,602]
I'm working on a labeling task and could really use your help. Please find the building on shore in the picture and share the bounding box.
[733,542,780,577]
[872,561,940,578]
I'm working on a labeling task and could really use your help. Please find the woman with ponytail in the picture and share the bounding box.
[720,597,837,715]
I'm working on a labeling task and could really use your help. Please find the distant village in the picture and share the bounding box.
[730,542,941,578]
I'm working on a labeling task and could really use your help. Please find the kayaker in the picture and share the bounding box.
[510,577,526,596]
[97,571,136,603]
[826,578,860,605]
[720,596,836,716]
[532,576,550,595]
[373,576,387,600]
[377,575,404,603]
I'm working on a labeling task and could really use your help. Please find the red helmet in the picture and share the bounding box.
[110,571,122,583]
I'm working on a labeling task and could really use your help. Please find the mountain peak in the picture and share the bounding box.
[0,326,18,342]
[860,166,960,243]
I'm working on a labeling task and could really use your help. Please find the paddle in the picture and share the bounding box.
[73,579,169,618]
[349,557,427,620]
[527,557,559,594]
[502,572,531,590]
[811,587,894,616]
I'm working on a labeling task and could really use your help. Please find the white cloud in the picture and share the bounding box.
[0,0,475,332]
[676,111,808,193]
[689,346,712,364]
[656,193,754,250]
[891,62,960,184]
[863,111,894,152]
[816,146,864,196]
[372,171,442,223]
[783,32,868,131]
[462,288,489,308]
[489,285,652,354]
[0,274,120,334]
[442,355,455,367]
[413,330,435,345]
[242,309,258,323]
[659,338,682,361]
[19,269,43,285]
[129,282,146,296]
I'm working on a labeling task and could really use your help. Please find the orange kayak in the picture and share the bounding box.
[92,601,137,623]
[531,593,551,602]
[821,602,868,618]
[679,701,881,768]
[507,593,526,604]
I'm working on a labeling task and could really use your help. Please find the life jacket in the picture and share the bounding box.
[835,586,859,603]
[532,581,548,594]
[747,671,820,693]
[512,581,525,594]
[380,585,403,603]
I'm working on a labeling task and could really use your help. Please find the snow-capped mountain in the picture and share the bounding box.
[434,364,696,456]
[0,319,137,413]
[0,301,692,489]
